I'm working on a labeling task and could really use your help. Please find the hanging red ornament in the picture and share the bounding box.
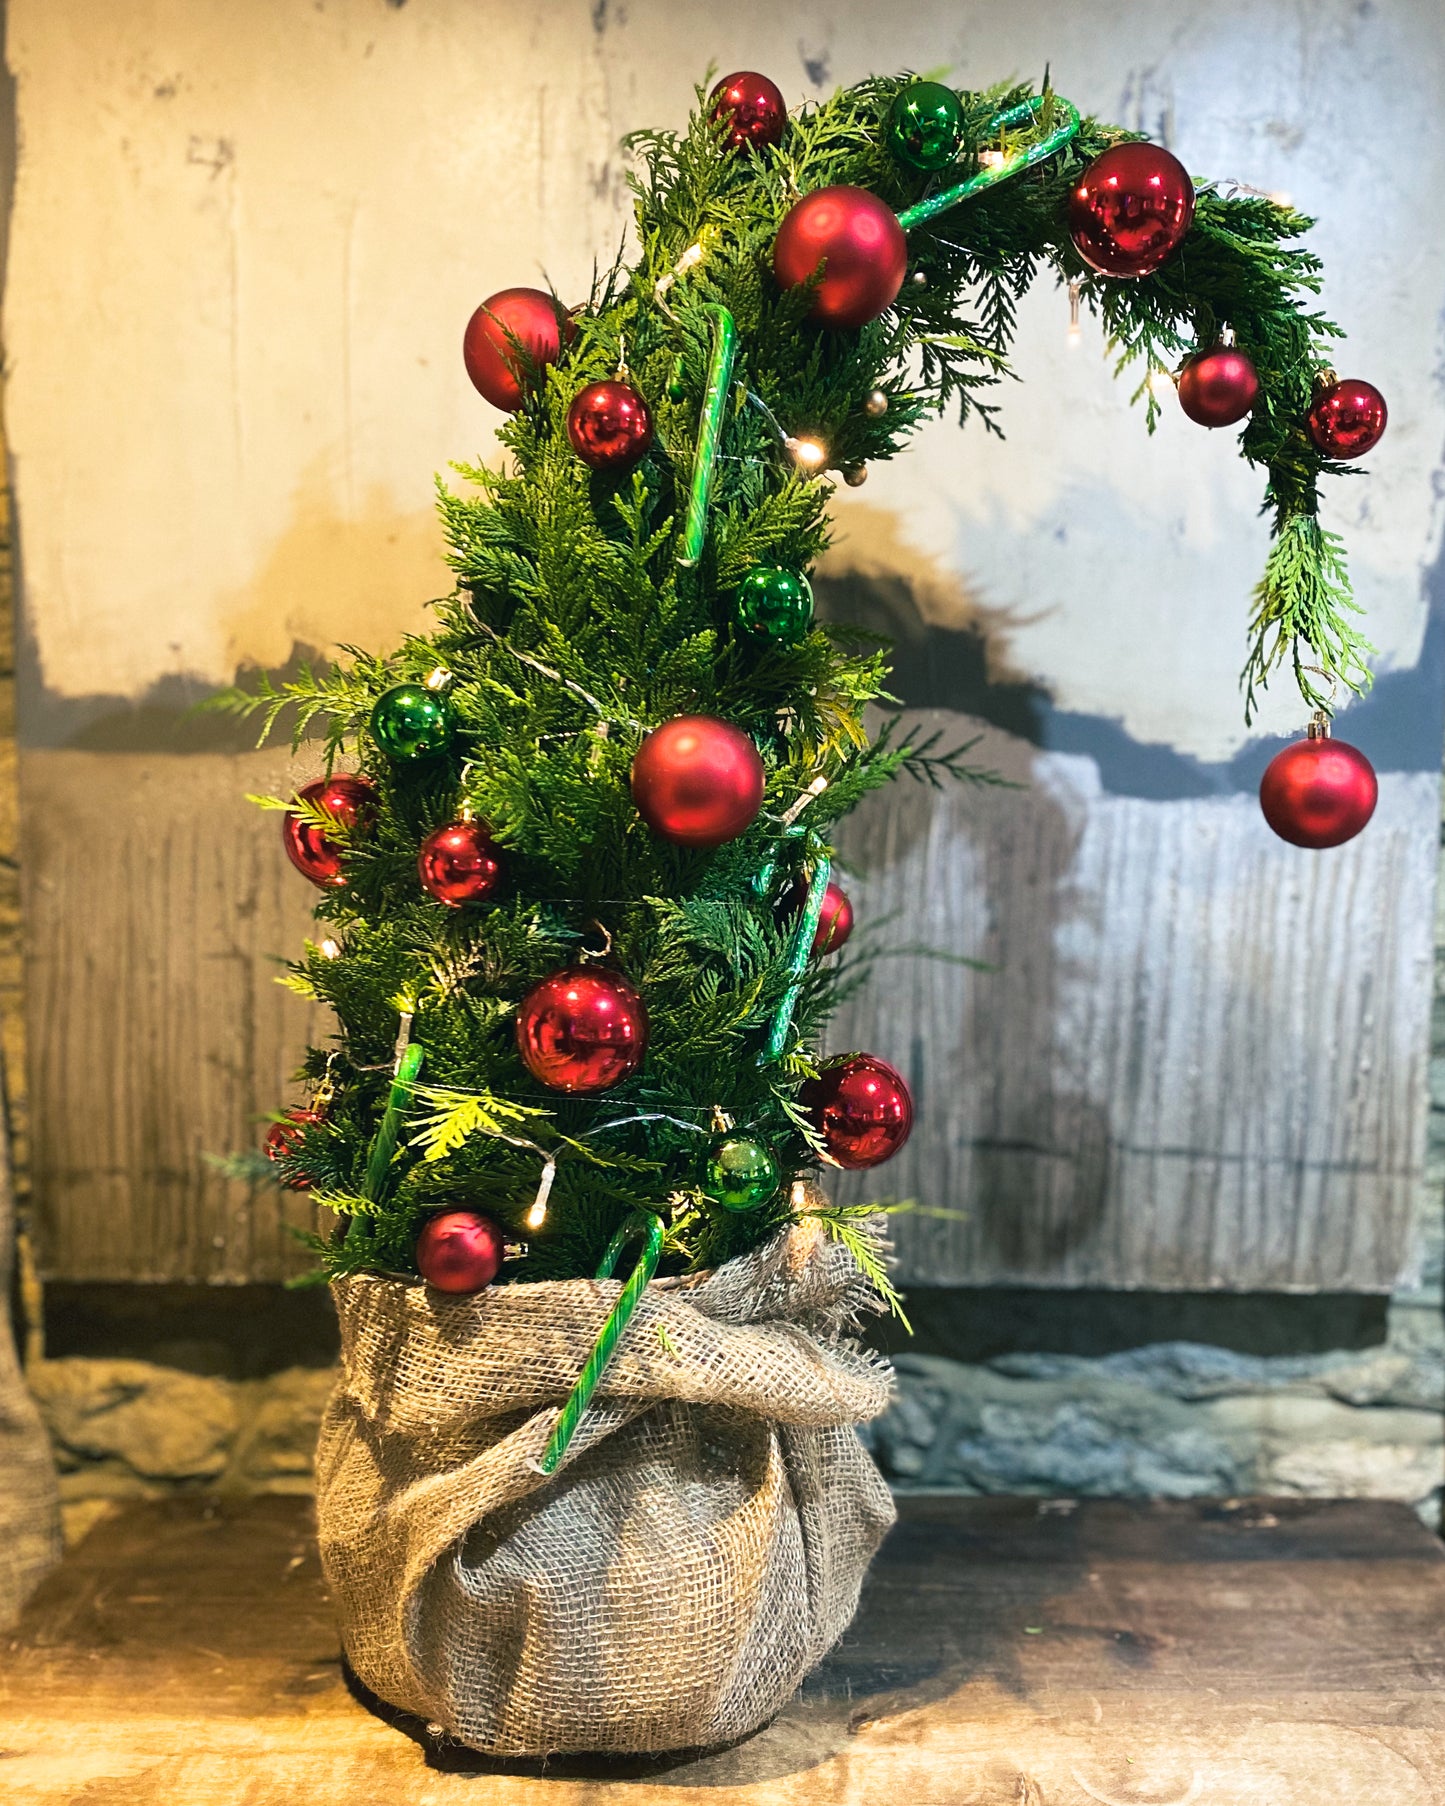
[773,186,909,329]
[416,1209,506,1293]
[516,967,649,1093]
[418,818,503,907]
[282,774,378,888]
[1306,377,1388,459]
[630,715,765,848]
[566,379,654,473]
[802,1054,913,1170]
[709,71,788,153]
[1068,142,1195,278]
[781,877,854,955]
[1259,724,1377,848]
[264,1107,323,1191]
[1177,346,1260,428]
[463,287,572,412]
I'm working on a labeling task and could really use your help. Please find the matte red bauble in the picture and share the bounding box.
[415,1210,506,1294]
[282,775,378,888]
[1259,730,1377,848]
[630,715,765,848]
[516,967,648,1093]
[418,818,503,907]
[567,380,654,473]
[1068,142,1195,278]
[1306,378,1388,459]
[782,877,854,955]
[709,70,788,152]
[1177,347,1260,427]
[463,287,571,412]
[773,186,909,329]
[802,1054,913,1170]
[264,1108,323,1191]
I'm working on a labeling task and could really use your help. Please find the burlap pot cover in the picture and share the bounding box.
[315,1219,896,1756]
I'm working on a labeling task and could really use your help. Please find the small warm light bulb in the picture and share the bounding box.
[980,148,1007,171]
[1147,365,1177,401]
[785,435,828,471]
[320,938,341,960]
[425,666,450,690]
[790,1179,809,1211]
[526,1158,557,1232]
[1269,190,1292,208]
[677,240,705,271]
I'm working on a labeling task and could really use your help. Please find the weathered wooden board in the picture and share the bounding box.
[3,1494,1442,1803]
[21,748,325,1282]
[830,717,1439,1292]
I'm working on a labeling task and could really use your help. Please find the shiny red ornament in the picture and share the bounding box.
[709,70,788,153]
[782,877,854,955]
[1306,378,1388,459]
[416,1210,506,1294]
[282,774,378,888]
[418,818,503,907]
[463,287,571,412]
[802,1054,914,1170]
[1259,730,1377,848]
[516,967,649,1093]
[773,185,909,329]
[630,715,765,848]
[1177,346,1260,428]
[1068,142,1195,278]
[567,379,654,473]
[264,1107,323,1191]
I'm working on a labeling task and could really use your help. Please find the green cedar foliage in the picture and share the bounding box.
[214,72,1369,1287]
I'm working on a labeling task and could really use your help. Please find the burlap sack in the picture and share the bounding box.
[315,1219,896,1756]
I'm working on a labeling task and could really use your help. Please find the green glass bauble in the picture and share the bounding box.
[735,566,813,646]
[371,683,453,760]
[701,1134,781,1213]
[886,81,966,173]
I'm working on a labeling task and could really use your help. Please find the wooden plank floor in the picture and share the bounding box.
[3,1495,1443,1803]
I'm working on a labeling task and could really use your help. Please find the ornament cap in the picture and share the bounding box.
[1306,711,1332,741]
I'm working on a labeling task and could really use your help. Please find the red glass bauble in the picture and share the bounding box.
[282,775,378,888]
[630,715,765,848]
[566,379,654,473]
[415,1210,506,1293]
[1306,378,1387,459]
[802,1054,914,1170]
[782,877,854,955]
[1177,347,1260,428]
[709,70,788,152]
[463,287,571,412]
[1068,142,1195,278]
[418,818,502,907]
[516,967,648,1093]
[1259,733,1377,848]
[264,1107,323,1191]
[773,186,909,329]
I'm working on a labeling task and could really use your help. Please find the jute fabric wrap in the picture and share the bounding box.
[315,1220,895,1756]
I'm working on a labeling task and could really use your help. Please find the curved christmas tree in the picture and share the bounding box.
[222,70,1382,1464]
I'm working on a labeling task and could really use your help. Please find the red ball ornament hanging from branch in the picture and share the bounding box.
[709,71,788,152]
[1177,346,1260,428]
[282,774,378,888]
[463,287,572,412]
[1306,377,1388,459]
[802,1054,913,1170]
[1259,718,1377,848]
[416,1210,506,1294]
[782,876,854,955]
[1068,142,1195,278]
[567,379,654,473]
[773,185,909,329]
[264,1107,324,1191]
[516,967,649,1093]
[630,715,765,847]
[418,818,503,907]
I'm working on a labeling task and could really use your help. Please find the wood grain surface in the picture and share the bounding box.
[830,722,1438,1292]
[3,1494,1442,1803]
